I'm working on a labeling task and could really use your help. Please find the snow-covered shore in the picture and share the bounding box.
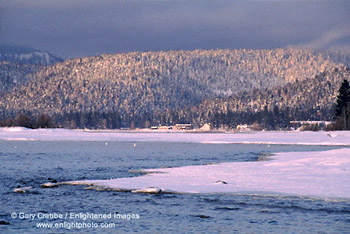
[66,148,350,199]
[0,127,349,145]
[2,127,349,199]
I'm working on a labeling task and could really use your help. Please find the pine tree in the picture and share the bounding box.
[334,79,350,130]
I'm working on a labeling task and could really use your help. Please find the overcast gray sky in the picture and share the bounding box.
[0,0,349,58]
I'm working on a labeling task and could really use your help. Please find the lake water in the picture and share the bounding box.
[1,140,350,233]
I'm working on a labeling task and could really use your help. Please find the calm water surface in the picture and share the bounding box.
[1,141,349,234]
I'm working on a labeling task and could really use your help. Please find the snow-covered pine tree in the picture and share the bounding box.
[335,79,350,130]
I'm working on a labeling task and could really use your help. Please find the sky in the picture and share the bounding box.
[0,0,349,59]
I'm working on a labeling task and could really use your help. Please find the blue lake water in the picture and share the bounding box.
[1,140,350,233]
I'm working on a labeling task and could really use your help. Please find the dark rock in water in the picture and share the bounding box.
[47,178,58,183]
[0,220,10,225]
[214,206,241,211]
[215,180,228,184]
[194,215,211,219]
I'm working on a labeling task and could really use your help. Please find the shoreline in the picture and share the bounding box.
[1,127,349,146]
[65,148,350,199]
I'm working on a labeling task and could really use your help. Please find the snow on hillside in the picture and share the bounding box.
[0,44,63,65]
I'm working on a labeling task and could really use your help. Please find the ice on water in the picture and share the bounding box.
[67,148,350,199]
[2,127,350,199]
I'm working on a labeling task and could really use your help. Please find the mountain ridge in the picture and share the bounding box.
[0,44,63,66]
[0,48,349,129]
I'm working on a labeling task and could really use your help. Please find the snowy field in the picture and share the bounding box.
[0,127,349,145]
[66,148,350,199]
[1,127,350,199]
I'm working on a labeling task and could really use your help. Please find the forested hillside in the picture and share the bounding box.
[180,67,350,129]
[0,61,41,93]
[0,48,349,129]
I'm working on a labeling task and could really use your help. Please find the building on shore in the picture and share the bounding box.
[290,121,334,131]
[174,124,192,130]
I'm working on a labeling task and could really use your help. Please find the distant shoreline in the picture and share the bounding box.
[1,127,349,146]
